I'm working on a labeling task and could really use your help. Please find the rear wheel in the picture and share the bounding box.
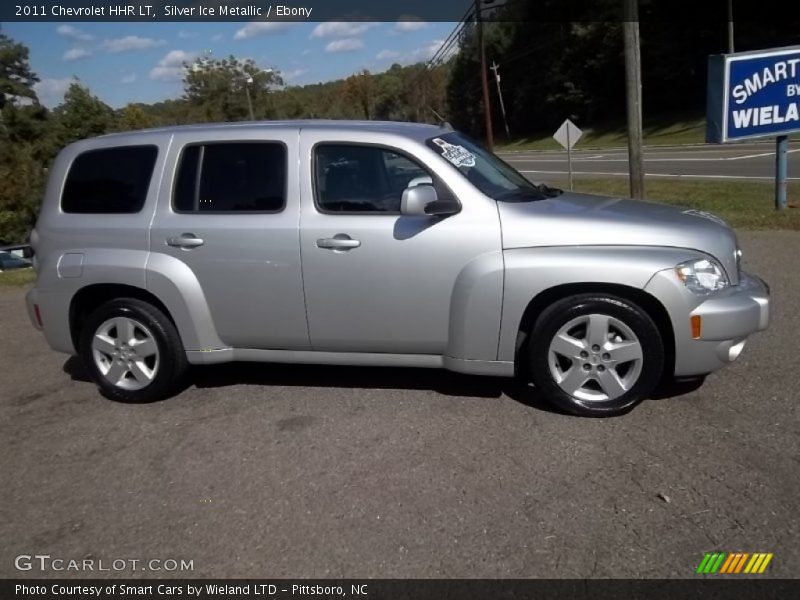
[528,294,664,417]
[79,298,187,403]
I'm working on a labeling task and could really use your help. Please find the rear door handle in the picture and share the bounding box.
[316,235,361,250]
[167,234,204,249]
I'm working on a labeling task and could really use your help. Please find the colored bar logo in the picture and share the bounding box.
[696,552,773,574]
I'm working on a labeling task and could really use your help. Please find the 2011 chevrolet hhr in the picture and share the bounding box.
[25,121,770,416]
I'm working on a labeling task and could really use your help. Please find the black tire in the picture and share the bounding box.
[78,298,188,403]
[528,294,664,417]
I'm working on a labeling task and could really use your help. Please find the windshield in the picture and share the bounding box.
[426,132,561,201]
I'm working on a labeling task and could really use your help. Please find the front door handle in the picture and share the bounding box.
[316,235,361,250]
[167,234,204,249]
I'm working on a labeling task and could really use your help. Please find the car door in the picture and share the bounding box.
[298,132,503,355]
[150,131,309,350]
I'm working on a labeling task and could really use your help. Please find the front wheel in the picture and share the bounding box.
[528,294,664,417]
[78,298,188,403]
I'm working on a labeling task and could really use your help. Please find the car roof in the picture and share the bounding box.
[94,120,452,144]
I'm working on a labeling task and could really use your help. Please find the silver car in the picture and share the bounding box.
[25,121,770,416]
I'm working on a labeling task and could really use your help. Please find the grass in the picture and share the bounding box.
[496,116,709,152]
[495,116,800,152]
[0,268,35,288]
[567,178,800,230]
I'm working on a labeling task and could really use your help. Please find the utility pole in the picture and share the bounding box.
[490,61,511,138]
[727,0,735,54]
[244,77,254,120]
[475,0,494,150]
[623,0,645,199]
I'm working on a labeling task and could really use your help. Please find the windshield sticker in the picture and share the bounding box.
[431,138,476,168]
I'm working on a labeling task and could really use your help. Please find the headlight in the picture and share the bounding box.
[676,258,729,294]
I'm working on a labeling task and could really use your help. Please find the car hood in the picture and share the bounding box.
[497,192,740,283]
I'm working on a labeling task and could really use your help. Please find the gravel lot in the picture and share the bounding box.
[1,230,798,579]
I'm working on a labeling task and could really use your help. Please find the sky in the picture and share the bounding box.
[4,21,457,108]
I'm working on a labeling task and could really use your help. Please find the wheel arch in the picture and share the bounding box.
[69,284,176,353]
[514,282,675,381]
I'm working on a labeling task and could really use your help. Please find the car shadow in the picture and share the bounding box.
[191,362,565,413]
[63,356,91,382]
[650,376,707,400]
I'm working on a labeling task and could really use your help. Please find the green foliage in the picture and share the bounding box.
[0,33,38,108]
[53,82,114,145]
[0,32,46,244]
[1,102,55,161]
[0,144,45,243]
[342,70,374,120]
[117,103,154,131]
[268,63,449,123]
[183,55,283,122]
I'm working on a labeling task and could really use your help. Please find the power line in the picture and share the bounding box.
[426,6,474,68]
[404,3,474,122]
[412,0,516,123]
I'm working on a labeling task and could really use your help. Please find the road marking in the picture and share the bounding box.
[501,149,799,161]
[497,142,781,155]
[519,169,800,181]
[507,149,800,163]
[728,149,800,160]
[511,158,742,162]
[499,147,783,156]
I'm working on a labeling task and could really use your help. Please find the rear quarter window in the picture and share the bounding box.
[61,145,158,214]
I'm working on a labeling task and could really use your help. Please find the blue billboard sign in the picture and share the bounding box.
[707,46,800,143]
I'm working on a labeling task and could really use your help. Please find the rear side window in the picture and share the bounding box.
[173,142,286,213]
[62,146,158,214]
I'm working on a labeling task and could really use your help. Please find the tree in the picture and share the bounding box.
[404,64,448,123]
[1,102,54,162]
[0,32,39,109]
[0,32,45,243]
[342,70,375,120]
[52,82,114,145]
[118,103,154,131]
[183,55,283,122]
[0,143,44,243]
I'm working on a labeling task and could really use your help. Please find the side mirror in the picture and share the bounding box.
[406,175,433,188]
[401,184,437,216]
[401,185,461,217]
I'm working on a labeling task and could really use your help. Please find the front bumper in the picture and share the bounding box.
[644,270,770,377]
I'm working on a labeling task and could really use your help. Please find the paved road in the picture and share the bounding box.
[2,231,798,579]
[499,142,800,182]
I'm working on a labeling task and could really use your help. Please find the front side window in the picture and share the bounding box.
[62,145,158,214]
[426,132,561,201]
[173,142,286,213]
[314,144,434,213]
